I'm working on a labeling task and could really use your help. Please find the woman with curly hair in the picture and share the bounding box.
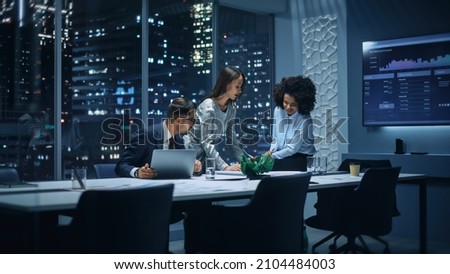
[269,75,317,171]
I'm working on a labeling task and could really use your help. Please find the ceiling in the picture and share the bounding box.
[218,0,289,14]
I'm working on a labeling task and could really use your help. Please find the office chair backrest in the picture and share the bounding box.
[355,166,401,235]
[93,163,119,178]
[0,168,21,183]
[248,173,311,253]
[339,158,400,216]
[338,158,392,172]
[271,156,307,171]
[70,183,174,253]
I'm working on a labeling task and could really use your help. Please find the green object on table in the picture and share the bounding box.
[240,153,274,177]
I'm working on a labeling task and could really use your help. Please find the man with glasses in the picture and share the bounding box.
[115,97,201,179]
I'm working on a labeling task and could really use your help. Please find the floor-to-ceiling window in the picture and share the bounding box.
[62,0,142,178]
[216,6,274,163]
[0,0,57,181]
[0,0,273,181]
[147,0,212,123]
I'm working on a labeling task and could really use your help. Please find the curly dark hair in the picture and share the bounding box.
[273,76,316,115]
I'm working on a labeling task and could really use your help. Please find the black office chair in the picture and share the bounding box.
[0,167,21,183]
[339,158,400,217]
[306,166,401,253]
[93,163,119,179]
[272,154,308,171]
[0,168,22,252]
[198,173,311,253]
[269,153,309,253]
[306,158,395,253]
[51,184,174,253]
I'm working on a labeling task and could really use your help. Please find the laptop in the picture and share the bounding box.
[150,149,197,179]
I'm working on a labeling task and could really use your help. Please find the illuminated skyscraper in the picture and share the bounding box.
[217,7,273,157]
[0,0,72,180]
[71,2,141,122]
[0,0,273,178]
[148,0,211,117]
[191,2,213,73]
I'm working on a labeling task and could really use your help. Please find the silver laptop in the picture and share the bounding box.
[150,149,196,179]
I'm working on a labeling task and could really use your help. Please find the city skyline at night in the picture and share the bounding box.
[0,0,274,180]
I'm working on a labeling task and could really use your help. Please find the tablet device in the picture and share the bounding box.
[151,149,196,179]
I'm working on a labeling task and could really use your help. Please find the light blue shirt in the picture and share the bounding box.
[270,106,316,159]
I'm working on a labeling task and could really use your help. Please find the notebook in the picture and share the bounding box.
[150,149,197,179]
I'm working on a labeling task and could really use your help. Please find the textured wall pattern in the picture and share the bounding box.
[302,15,339,171]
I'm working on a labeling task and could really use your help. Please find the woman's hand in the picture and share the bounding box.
[193,160,202,173]
[224,163,241,171]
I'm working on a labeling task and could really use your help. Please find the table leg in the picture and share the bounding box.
[419,180,427,253]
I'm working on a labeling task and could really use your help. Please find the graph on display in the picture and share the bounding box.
[379,53,450,71]
[362,32,450,126]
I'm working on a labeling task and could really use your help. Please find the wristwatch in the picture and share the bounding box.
[134,168,140,178]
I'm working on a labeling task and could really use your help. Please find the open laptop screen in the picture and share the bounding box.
[150,149,196,179]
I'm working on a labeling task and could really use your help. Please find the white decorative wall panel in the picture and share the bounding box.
[302,15,339,171]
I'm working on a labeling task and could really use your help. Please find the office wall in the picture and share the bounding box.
[277,0,450,156]
[345,0,450,249]
[346,0,450,155]
[275,0,450,249]
[275,0,348,172]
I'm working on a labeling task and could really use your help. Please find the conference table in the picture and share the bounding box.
[0,171,427,253]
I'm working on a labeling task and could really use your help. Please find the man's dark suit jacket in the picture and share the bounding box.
[115,122,185,177]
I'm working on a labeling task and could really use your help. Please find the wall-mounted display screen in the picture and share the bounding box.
[362,32,450,126]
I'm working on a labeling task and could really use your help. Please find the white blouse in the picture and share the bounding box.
[184,98,245,170]
[270,106,316,159]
